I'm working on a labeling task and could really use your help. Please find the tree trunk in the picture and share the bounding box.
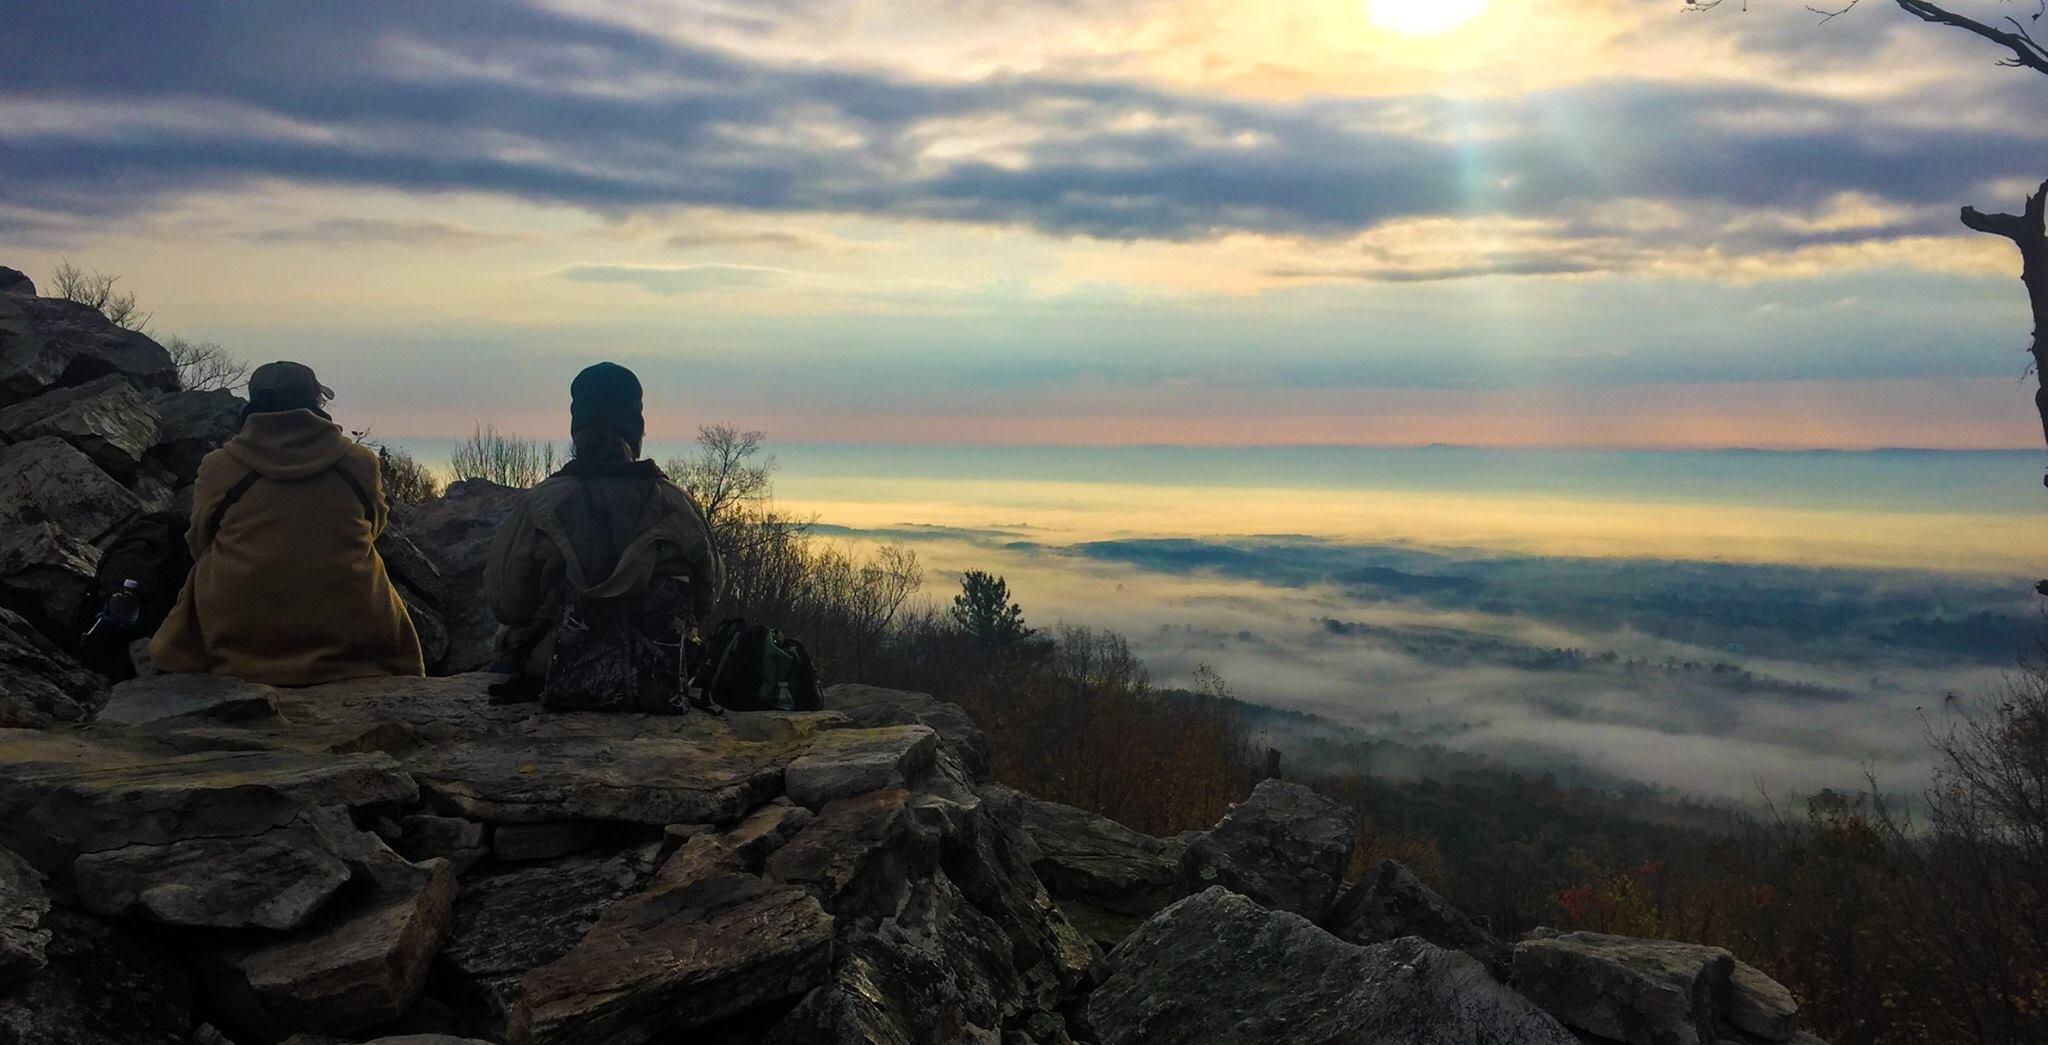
[1959,178,2048,461]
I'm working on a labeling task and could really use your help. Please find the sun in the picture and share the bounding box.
[1366,0,1489,37]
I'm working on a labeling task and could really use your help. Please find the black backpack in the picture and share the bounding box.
[693,618,821,712]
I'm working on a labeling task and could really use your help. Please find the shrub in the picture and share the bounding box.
[377,445,444,504]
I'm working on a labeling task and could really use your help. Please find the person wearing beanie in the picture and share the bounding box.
[151,362,425,685]
[483,362,721,704]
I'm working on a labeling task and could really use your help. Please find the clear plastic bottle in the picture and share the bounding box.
[104,579,141,630]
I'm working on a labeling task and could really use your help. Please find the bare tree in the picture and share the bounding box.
[50,261,149,332]
[667,424,776,527]
[448,424,557,488]
[1689,1,2048,461]
[161,335,249,393]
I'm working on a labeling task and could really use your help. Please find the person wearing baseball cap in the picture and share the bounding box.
[151,361,425,684]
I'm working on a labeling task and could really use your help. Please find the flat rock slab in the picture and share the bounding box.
[0,845,49,988]
[823,683,992,782]
[1177,778,1355,921]
[208,859,458,1040]
[1515,931,1739,1045]
[1090,887,1578,1045]
[96,673,281,728]
[0,729,417,874]
[72,823,352,931]
[784,724,937,809]
[0,436,141,541]
[522,838,834,1044]
[408,734,785,826]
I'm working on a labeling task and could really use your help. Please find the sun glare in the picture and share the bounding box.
[1366,0,1489,37]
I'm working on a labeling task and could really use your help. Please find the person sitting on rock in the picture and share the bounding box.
[150,361,425,685]
[484,361,721,710]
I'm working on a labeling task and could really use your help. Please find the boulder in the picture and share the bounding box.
[824,683,992,782]
[1176,778,1354,921]
[147,388,243,486]
[1013,789,1184,949]
[435,854,647,1040]
[784,724,938,809]
[1326,858,1511,979]
[0,606,107,728]
[0,909,196,1045]
[765,787,1097,1045]
[1728,960,1801,1042]
[0,437,142,634]
[205,858,458,1040]
[0,374,160,474]
[0,269,31,296]
[521,836,835,1044]
[490,821,595,863]
[1514,931,1740,1045]
[1088,887,1577,1045]
[0,729,417,874]
[396,480,522,673]
[95,672,281,728]
[0,292,177,408]
[722,798,815,870]
[0,845,49,988]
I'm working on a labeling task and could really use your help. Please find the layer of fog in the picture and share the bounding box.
[817,526,2034,804]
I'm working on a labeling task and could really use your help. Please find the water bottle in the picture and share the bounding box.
[104,579,141,630]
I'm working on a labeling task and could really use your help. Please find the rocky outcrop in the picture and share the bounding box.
[0,289,176,408]
[1013,789,1186,949]
[1515,930,1804,1045]
[1177,778,1355,921]
[0,674,1105,1043]
[1088,887,1579,1045]
[1326,858,1512,980]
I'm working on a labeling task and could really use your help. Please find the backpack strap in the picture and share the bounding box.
[330,464,376,524]
[206,472,264,543]
[205,462,376,545]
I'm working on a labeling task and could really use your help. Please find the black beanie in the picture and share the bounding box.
[569,362,645,454]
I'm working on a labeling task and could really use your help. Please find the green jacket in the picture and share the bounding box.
[483,459,721,676]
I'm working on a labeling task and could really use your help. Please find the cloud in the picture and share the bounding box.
[235,217,524,247]
[5,0,2045,273]
[558,261,801,293]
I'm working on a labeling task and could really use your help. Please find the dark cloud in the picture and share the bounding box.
[5,0,2045,258]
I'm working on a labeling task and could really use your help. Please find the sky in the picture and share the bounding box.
[7,0,2048,449]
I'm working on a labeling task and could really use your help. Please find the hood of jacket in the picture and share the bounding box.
[223,409,353,481]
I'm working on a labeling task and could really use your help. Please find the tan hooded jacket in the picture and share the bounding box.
[149,409,424,685]
[484,459,721,677]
